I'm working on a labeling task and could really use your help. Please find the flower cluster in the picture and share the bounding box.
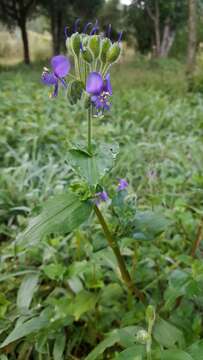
[95,178,128,205]
[41,19,122,113]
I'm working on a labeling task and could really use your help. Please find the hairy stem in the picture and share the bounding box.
[94,205,145,302]
[87,106,92,153]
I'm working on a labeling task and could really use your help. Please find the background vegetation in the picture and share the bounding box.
[0,1,203,359]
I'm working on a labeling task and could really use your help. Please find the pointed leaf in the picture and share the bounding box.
[161,350,193,360]
[17,273,39,311]
[53,333,66,360]
[18,191,92,244]
[0,314,49,348]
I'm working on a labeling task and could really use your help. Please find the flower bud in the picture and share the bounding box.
[70,33,81,57]
[146,305,156,324]
[67,80,84,105]
[106,43,121,64]
[89,35,100,59]
[136,329,149,344]
[100,38,111,63]
[81,48,93,64]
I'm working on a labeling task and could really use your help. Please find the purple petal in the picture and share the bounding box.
[51,55,71,78]
[103,73,112,95]
[106,24,112,38]
[74,18,81,33]
[117,179,128,191]
[41,72,57,86]
[95,191,109,204]
[86,72,103,95]
[83,22,93,34]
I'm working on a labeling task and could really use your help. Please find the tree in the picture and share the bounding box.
[187,0,197,74]
[40,0,74,54]
[0,0,37,64]
[40,0,104,55]
[129,0,188,57]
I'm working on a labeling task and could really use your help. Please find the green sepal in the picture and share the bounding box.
[67,80,84,105]
[71,32,81,57]
[89,35,100,59]
[81,48,93,63]
[100,38,111,63]
[106,43,121,64]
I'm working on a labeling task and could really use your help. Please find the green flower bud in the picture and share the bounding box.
[70,33,81,57]
[81,48,93,64]
[67,80,84,105]
[89,35,100,59]
[146,305,156,323]
[136,330,149,344]
[106,43,121,64]
[82,35,89,47]
[100,38,111,63]
[83,93,91,109]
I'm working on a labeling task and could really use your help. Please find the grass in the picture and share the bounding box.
[0,58,203,359]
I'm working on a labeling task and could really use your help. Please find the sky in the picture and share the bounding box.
[120,0,132,5]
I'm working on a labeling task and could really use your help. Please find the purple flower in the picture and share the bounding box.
[117,179,129,191]
[41,55,71,97]
[94,191,109,205]
[86,72,112,112]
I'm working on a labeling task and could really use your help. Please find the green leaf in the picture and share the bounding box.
[17,273,39,312]
[18,191,92,244]
[0,293,10,318]
[53,333,66,360]
[69,290,98,321]
[161,350,193,360]
[0,355,8,360]
[85,327,138,360]
[115,345,145,360]
[153,318,184,348]
[133,211,170,240]
[188,340,203,360]
[43,264,66,281]
[0,313,49,348]
[68,143,119,186]
[85,331,120,360]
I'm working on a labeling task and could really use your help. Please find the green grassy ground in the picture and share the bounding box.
[0,59,203,359]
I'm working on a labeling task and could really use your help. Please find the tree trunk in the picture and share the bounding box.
[160,18,176,58]
[50,7,63,55]
[20,19,30,65]
[187,0,197,74]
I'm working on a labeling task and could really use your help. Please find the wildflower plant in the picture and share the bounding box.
[19,19,144,302]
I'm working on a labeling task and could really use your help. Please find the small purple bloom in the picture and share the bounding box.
[94,191,109,205]
[86,72,103,95]
[41,55,71,97]
[86,72,112,112]
[117,179,129,191]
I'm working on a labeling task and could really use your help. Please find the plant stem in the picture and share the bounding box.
[94,205,145,302]
[87,105,92,153]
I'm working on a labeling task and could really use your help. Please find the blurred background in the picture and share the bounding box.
[0,0,202,71]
